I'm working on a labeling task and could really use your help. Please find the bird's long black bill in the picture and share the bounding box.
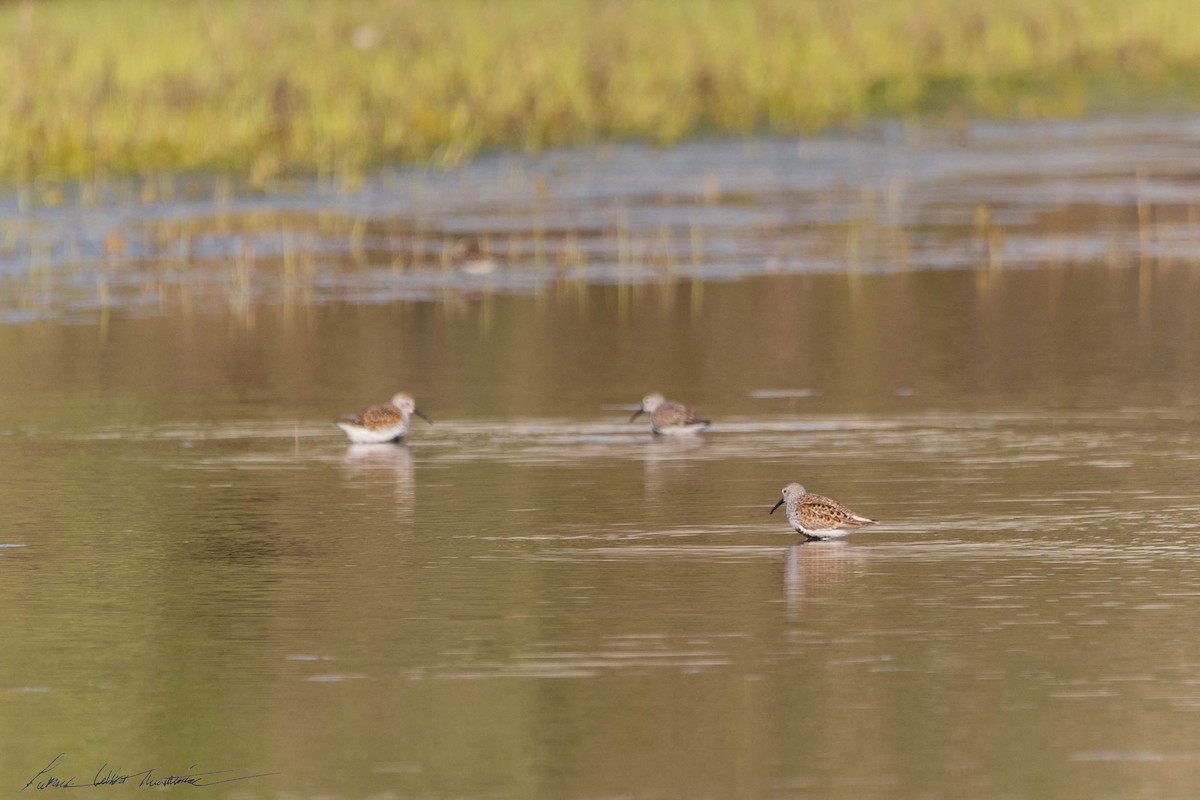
[769,497,785,515]
[628,409,645,423]
[414,409,433,425]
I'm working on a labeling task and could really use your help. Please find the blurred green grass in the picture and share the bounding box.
[4,0,1200,184]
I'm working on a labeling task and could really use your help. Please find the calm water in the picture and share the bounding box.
[3,118,1200,799]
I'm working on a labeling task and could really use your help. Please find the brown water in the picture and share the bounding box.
[3,118,1200,799]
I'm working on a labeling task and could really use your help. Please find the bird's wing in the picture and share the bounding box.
[798,494,876,529]
[656,401,710,427]
[342,403,403,428]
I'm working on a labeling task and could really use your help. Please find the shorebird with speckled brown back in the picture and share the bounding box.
[336,393,431,444]
[628,393,710,435]
[769,483,877,540]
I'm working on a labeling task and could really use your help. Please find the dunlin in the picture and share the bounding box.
[769,483,876,540]
[629,393,710,435]
[336,393,431,444]
[454,237,498,276]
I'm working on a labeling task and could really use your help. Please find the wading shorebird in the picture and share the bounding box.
[629,393,711,435]
[336,393,431,444]
[769,483,877,540]
[453,236,499,276]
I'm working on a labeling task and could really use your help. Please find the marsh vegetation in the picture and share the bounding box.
[5,0,1200,183]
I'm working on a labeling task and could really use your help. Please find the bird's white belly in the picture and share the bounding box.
[653,422,709,436]
[337,421,407,444]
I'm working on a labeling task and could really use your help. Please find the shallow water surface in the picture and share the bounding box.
[3,119,1200,799]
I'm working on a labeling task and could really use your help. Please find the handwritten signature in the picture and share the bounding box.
[23,753,277,791]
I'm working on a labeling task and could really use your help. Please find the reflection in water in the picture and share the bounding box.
[640,435,706,498]
[783,541,866,615]
[342,443,415,517]
[8,117,1200,325]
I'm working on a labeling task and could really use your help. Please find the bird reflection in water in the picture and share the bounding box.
[342,443,414,517]
[640,434,705,499]
[784,540,866,615]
